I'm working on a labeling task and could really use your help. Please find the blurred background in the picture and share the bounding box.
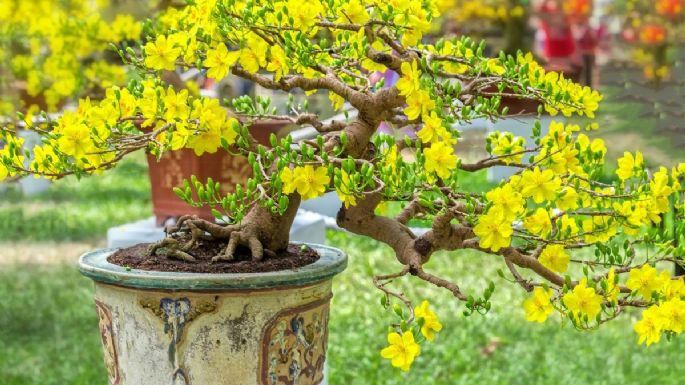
[1,0,685,384]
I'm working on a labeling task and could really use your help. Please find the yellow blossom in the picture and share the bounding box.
[563,279,603,320]
[523,287,555,322]
[474,211,513,252]
[267,45,289,81]
[238,36,269,74]
[660,298,685,334]
[397,61,421,97]
[414,300,442,341]
[424,141,457,180]
[280,167,296,194]
[335,170,357,208]
[144,35,180,71]
[205,43,239,80]
[380,331,421,371]
[520,167,561,203]
[163,88,190,121]
[291,165,330,200]
[524,208,552,237]
[616,151,644,181]
[538,244,570,273]
[604,268,619,304]
[485,184,524,221]
[626,265,661,300]
[635,306,665,346]
[404,90,434,120]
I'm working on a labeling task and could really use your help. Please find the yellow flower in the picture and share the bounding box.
[486,58,506,75]
[30,144,59,178]
[329,92,344,111]
[187,125,222,156]
[524,208,552,237]
[556,187,579,211]
[335,170,357,208]
[474,211,513,252]
[416,112,455,145]
[660,298,685,334]
[205,43,239,80]
[626,265,661,300]
[280,167,296,194]
[661,277,685,300]
[56,123,95,158]
[267,45,289,81]
[291,165,330,200]
[397,60,421,97]
[414,300,442,342]
[287,0,322,31]
[163,88,190,121]
[404,90,434,120]
[538,244,570,273]
[338,0,369,24]
[380,331,421,371]
[635,305,665,346]
[523,287,555,323]
[616,151,643,180]
[485,184,524,221]
[490,132,525,164]
[238,36,268,74]
[424,141,457,180]
[604,268,619,304]
[520,167,561,203]
[144,35,180,71]
[563,278,603,320]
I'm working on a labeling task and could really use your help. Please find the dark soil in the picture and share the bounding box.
[108,236,320,273]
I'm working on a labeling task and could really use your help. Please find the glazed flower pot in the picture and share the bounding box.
[79,243,347,385]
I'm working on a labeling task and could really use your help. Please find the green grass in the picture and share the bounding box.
[1,231,684,385]
[0,264,104,385]
[0,153,151,241]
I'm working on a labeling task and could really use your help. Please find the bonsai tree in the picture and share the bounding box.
[1,0,684,371]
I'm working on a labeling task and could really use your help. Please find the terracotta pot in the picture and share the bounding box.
[79,243,347,385]
[147,120,288,225]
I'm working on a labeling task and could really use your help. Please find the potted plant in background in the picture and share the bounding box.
[0,0,146,196]
[2,1,685,384]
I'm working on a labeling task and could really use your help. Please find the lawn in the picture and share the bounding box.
[0,153,151,242]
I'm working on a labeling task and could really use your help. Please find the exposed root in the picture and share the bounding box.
[211,230,265,262]
[148,237,197,262]
[146,214,282,263]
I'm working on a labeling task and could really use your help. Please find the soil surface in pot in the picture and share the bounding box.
[108,237,320,273]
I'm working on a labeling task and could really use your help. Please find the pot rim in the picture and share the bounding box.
[79,242,347,290]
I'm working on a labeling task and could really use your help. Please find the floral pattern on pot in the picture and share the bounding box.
[95,300,120,385]
[261,296,331,385]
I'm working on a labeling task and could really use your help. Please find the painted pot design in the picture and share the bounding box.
[79,244,347,385]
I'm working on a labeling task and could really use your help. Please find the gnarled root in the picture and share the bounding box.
[147,237,197,262]
[146,198,298,263]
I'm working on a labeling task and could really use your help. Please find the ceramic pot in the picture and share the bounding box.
[79,243,347,385]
